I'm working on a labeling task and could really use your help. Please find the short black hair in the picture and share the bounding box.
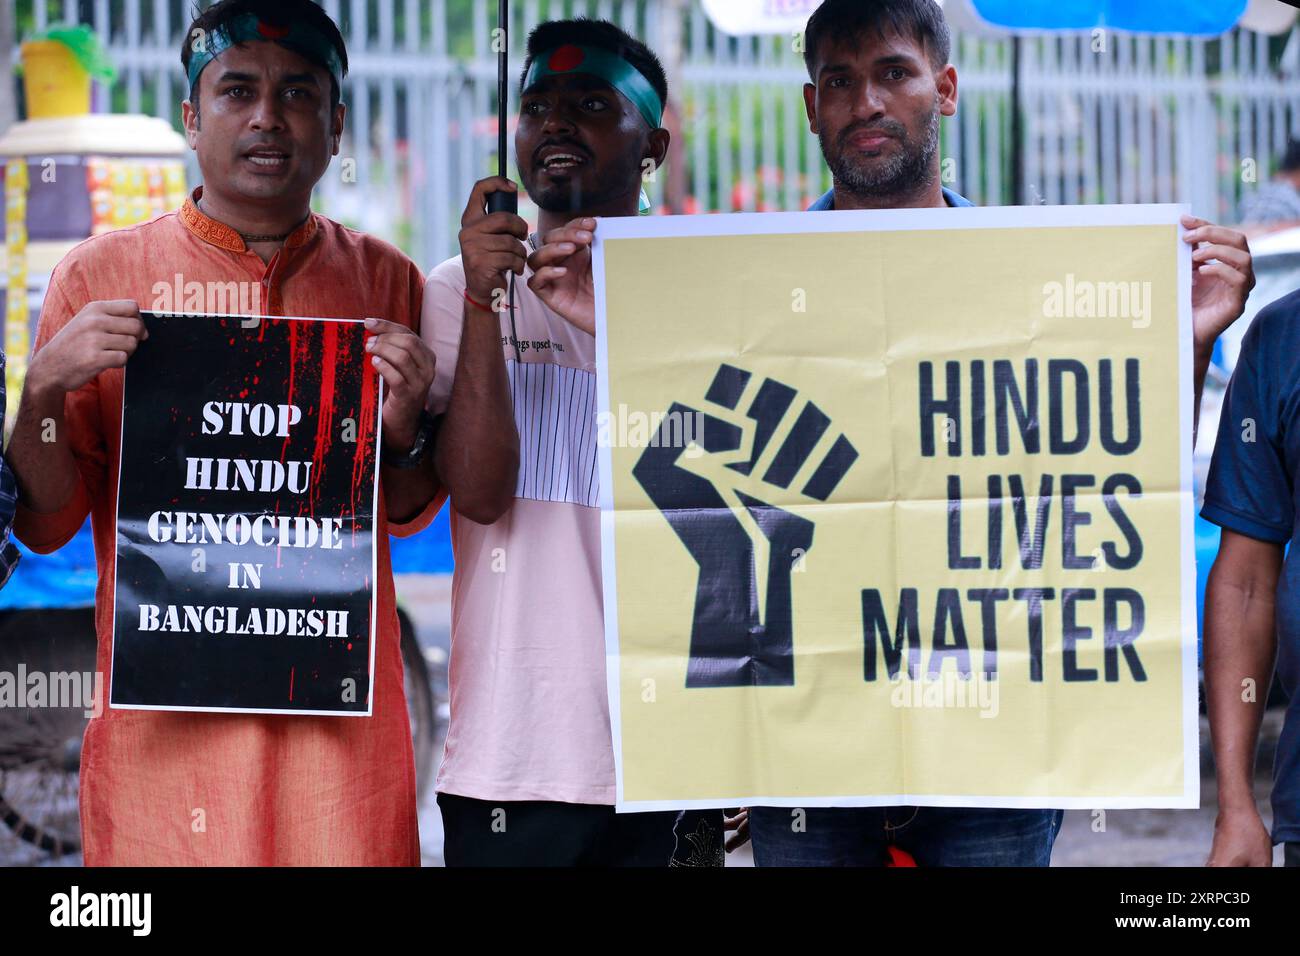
[803,0,951,79]
[520,18,669,113]
[182,0,349,110]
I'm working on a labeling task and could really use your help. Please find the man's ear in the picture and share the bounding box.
[937,64,958,118]
[802,82,818,134]
[331,102,346,155]
[181,99,200,149]
[645,126,670,172]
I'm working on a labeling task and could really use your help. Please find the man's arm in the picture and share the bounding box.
[1204,528,1281,866]
[1184,216,1254,444]
[9,299,144,541]
[363,317,439,525]
[8,365,80,515]
[379,434,439,525]
[434,176,523,525]
[1193,347,1213,443]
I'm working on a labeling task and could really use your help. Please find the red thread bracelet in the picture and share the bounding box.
[463,290,495,313]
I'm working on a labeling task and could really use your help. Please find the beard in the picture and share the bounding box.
[820,100,940,201]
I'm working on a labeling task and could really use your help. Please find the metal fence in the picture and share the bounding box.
[15,0,1300,271]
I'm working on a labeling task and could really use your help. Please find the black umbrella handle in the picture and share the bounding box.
[486,190,517,215]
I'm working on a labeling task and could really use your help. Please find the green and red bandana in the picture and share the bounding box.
[187,13,344,91]
[522,43,664,129]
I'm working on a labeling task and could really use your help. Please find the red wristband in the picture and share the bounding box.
[463,290,495,313]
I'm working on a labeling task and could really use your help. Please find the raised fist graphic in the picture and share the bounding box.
[632,364,858,687]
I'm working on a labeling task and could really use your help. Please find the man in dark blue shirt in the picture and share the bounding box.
[1203,292,1300,866]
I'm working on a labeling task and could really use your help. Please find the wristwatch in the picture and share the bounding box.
[384,410,438,469]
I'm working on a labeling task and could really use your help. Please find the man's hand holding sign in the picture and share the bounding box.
[527,216,598,336]
[1183,214,1255,442]
[366,316,439,527]
[9,301,148,516]
[26,299,149,390]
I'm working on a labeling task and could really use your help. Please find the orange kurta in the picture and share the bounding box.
[15,190,425,865]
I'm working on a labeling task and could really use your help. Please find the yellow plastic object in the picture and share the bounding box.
[5,159,30,427]
[21,40,92,119]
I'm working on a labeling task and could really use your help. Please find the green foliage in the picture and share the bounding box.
[27,24,118,82]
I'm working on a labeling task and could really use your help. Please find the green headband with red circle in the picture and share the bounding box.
[522,44,664,129]
[187,13,344,93]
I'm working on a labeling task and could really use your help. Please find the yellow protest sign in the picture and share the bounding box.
[593,205,1197,811]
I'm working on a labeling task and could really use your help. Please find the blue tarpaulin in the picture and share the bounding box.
[970,0,1248,36]
[0,510,455,610]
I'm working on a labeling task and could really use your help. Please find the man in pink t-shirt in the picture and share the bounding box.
[418,18,723,865]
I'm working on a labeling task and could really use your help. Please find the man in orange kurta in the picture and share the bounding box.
[6,0,436,865]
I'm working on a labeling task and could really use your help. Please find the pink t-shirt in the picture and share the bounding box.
[420,256,614,804]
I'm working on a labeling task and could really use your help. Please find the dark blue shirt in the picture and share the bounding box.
[1202,288,1300,843]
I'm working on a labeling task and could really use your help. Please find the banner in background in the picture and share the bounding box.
[701,0,822,36]
[111,312,381,715]
[594,204,1197,810]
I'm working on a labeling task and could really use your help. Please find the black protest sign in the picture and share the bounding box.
[111,312,381,715]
